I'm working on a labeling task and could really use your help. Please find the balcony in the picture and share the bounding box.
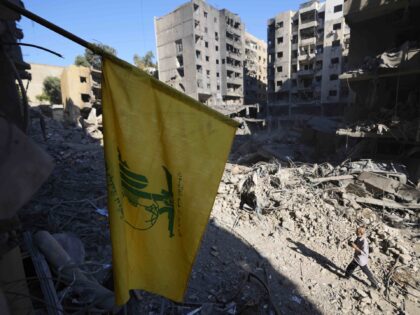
[300,20,318,29]
[226,88,243,97]
[298,52,316,61]
[227,76,243,85]
[226,63,242,72]
[227,50,242,58]
[297,85,313,92]
[226,22,242,35]
[297,69,314,77]
[300,37,317,46]
[299,0,319,13]
[226,35,241,45]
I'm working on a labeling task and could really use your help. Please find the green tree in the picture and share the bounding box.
[74,43,117,69]
[74,55,90,67]
[37,76,61,104]
[133,51,157,69]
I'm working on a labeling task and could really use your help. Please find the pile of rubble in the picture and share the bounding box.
[231,159,419,227]
[212,159,419,314]
[14,109,419,314]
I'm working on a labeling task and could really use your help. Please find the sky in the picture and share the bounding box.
[19,0,302,67]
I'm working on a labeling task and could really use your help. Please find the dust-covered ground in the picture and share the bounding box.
[22,111,419,314]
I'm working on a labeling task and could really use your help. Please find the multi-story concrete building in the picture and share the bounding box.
[337,0,420,144]
[25,64,65,105]
[244,32,267,106]
[155,0,266,107]
[267,0,350,118]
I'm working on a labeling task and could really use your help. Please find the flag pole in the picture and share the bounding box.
[0,0,104,55]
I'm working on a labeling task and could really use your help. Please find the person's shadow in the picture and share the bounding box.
[287,238,370,286]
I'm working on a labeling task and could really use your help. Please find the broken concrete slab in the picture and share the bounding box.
[355,197,420,210]
[34,231,116,311]
[358,172,400,194]
[311,175,355,185]
[358,172,420,203]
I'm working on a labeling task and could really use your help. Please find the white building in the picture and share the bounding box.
[267,0,350,119]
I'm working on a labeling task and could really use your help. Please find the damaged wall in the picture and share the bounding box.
[25,63,65,105]
[345,1,420,68]
[338,0,420,183]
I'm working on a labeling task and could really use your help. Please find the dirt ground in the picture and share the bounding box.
[22,112,419,314]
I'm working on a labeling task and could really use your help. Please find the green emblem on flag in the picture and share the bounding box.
[118,150,175,238]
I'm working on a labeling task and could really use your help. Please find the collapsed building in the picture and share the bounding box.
[155,0,267,109]
[61,65,102,124]
[267,0,351,123]
[244,32,268,107]
[24,63,102,133]
[339,0,420,181]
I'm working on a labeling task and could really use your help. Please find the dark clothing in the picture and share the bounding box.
[345,259,378,287]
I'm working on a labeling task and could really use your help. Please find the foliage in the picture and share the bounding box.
[38,76,62,104]
[74,43,117,69]
[74,55,90,67]
[35,93,49,103]
[133,51,157,69]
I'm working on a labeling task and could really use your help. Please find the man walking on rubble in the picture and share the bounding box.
[343,226,380,289]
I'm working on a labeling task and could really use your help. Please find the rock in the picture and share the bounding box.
[371,246,379,253]
[369,290,379,302]
[388,247,400,256]
[360,207,377,224]
[341,298,352,311]
[399,254,411,264]
[294,211,303,220]
[356,288,368,298]
[282,217,295,231]
[396,245,409,255]
[52,232,85,265]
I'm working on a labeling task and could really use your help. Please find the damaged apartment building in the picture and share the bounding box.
[244,32,268,107]
[24,63,102,124]
[155,0,267,108]
[338,0,420,178]
[267,0,350,124]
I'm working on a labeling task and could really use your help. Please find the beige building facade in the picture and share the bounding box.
[244,32,267,106]
[61,65,94,109]
[155,0,266,107]
[26,63,64,105]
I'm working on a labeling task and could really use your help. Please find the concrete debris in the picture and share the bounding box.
[213,159,419,314]
[342,41,418,76]
[358,172,420,203]
[235,160,420,225]
[34,230,116,311]
[311,175,355,184]
[52,232,86,266]
[81,107,103,140]
[20,110,419,314]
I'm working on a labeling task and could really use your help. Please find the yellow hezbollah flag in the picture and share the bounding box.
[102,56,238,304]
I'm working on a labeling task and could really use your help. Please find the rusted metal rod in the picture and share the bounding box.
[1,42,63,58]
